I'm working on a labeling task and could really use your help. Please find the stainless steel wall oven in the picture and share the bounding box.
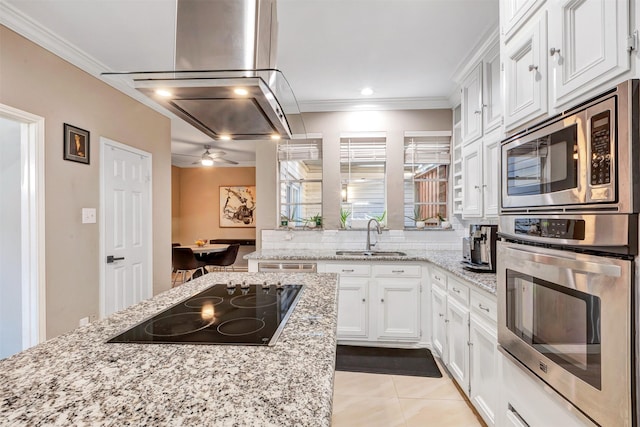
[498,80,640,427]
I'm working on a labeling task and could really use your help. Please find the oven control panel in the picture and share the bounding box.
[590,110,611,186]
[514,218,586,240]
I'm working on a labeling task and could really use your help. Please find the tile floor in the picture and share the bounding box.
[332,358,484,427]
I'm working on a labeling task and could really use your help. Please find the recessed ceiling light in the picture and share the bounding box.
[271,134,281,140]
[219,135,232,141]
[360,87,374,96]
[234,88,249,96]
[155,89,172,97]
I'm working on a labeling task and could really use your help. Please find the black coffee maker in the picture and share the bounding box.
[462,224,498,272]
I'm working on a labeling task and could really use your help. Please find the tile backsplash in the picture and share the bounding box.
[262,227,466,251]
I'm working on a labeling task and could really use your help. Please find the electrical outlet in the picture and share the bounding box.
[79,317,89,326]
[82,208,96,224]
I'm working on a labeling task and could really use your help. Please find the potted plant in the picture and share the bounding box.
[406,207,427,229]
[340,208,351,229]
[373,211,386,228]
[305,213,322,229]
[280,214,294,229]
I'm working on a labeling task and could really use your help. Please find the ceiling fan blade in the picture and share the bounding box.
[215,157,238,165]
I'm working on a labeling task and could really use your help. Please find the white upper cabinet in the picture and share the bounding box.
[461,63,484,144]
[503,9,548,130]
[548,0,631,109]
[483,43,503,132]
[501,0,547,41]
[502,0,633,131]
[482,129,501,217]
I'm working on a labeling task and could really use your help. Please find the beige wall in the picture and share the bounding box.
[256,109,453,234]
[0,26,172,338]
[173,166,256,245]
[171,166,182,243]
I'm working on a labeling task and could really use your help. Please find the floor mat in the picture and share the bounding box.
[335,345,442,377]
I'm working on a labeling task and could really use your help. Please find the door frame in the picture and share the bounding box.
[0,103,46,347]
[99,137,153,318]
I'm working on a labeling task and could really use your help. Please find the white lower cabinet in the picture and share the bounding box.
[327,262,422,343]
[336,277,369,338]
[375,279,421,340]
[430,267,498,426]
[446,296,470,392]
[430,285,448,363]
[469,314,497,425]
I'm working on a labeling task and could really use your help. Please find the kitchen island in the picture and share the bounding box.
[0,272,338,426]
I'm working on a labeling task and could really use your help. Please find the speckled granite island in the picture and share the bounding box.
[246,249,497,295]
[0,272,338,427]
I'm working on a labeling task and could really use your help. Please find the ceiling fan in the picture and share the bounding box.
[174,145,239,166]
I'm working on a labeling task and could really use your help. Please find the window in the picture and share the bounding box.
[340,134,386,224]
[278,137,322,227]
[403,132,451,227]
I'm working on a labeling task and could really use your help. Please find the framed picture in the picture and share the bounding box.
[63,123,90,164]
[220,186,256,228]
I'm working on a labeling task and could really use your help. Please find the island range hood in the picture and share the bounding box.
[104,0,304,140]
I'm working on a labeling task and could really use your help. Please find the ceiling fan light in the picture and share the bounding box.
[155,89,172,97]
[201,157,214,166]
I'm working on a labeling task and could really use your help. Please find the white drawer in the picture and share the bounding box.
[325,263,371,277]
[373,264,421,278]
[471,289,497,323]
[431,268,447,290]
[448,277,469,305]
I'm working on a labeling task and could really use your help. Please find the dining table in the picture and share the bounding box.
[177,243,229,254]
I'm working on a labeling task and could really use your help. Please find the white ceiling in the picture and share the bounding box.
[2,0,499,166]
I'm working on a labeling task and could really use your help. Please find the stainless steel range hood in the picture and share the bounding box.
[103,0,304,140]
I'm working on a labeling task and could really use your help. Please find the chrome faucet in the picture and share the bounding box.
[366,218,382,251]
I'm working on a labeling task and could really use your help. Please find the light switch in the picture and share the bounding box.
[82,208,96,224]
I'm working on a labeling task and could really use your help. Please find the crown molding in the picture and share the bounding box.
[298,96,452,112]
[450,26,500,84]
[0,3,179,120]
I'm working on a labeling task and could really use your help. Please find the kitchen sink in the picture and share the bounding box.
[335,250,407,257]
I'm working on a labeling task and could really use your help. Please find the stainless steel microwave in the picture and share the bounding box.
[501,79,639,214]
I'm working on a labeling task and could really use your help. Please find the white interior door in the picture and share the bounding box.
[0,104,45,359]
[101,138,152,317]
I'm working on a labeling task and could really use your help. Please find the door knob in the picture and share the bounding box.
[107,255,125,263]
[549,47,561,56]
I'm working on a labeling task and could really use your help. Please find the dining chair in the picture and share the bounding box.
[172,247,207,287]
[203,244,240,272]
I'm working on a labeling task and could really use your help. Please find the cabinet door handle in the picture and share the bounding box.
[549,47,561,56]
[434,275,441,280]
[439,313,444,318]
[391,270,404,273]
[444,319,450,323]
[452,287,461,293]
[528,64,538,72]
[478,303,490,312]
[362,298,366,303]
[468,341,474,347]
[474,110,482,115]
[380,298,384,303]
[342,269,354,273]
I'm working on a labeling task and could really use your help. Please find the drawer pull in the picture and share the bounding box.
[380,298,385,303]
[391,270,405,273]
[478,303,490,312]
[362,298,366,303]
[452,287,461,293]
[342,269,354,273]
[439,313,444,318]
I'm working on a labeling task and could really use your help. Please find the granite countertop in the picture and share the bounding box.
[245,249,497,295]
[0,272,338,427]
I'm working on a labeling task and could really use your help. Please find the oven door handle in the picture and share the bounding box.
[507,246,622,277]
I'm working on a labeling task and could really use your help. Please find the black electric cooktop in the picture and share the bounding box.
[107,282,304,346]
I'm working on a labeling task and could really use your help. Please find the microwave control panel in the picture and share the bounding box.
[590,110,611,186]
[514,218,586,240]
